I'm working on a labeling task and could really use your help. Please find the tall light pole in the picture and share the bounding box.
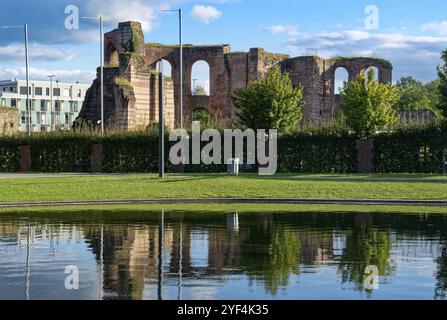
[1,24,31,137]
[47,75,55,131]
[193,79,198,94]
[56,80,60,130]
[158,61,165,179]
[82,16,104,134]
[162,9,183,130]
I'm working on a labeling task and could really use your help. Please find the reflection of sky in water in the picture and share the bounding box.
[0,212,446,300]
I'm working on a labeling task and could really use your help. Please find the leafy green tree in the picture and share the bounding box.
[192,85,208,96]
[438,49,447,118]
[394,77,441,117]
[232,68,304,133]
[192,108,210,126]
[395,77,431,111]
[340,69,400,138]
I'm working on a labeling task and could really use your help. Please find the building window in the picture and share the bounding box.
[31,99,36,111]
[21,112,26,124]
[53,88,61,97]
[55,100,61,112]
[74,101,79,112]
[46,88,50,96]
[40,113,46,125]
[40,100,47,111]
[10,99,17,107]
[35,87,43,96]
[77,89,82,98]
[20,87,27,95]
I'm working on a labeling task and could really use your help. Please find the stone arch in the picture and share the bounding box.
[334,67,350,95]
[192,107,212,125]
[191,60,211,96]
[104,33,120,66]
[327,57,393,85]
[184,55,215,98]
[360,65,380,81]
[151,59,174,78]
[322,62,356,98]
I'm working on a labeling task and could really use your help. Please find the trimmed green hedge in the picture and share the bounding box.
[374,125,446,173]
[278,128,357,173]
[0,125,445,174]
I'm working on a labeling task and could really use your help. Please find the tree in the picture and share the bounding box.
[192,85,208,96]
[232,67,304,133]
[438,49,447,118]
[340,69,400,138]
[394,76,441,117]
[192,108,210,126]
[395,77,431,111]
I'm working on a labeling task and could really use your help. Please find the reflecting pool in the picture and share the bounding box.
[0,210,446,300]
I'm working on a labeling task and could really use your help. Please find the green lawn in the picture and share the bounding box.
[0,173,446,203]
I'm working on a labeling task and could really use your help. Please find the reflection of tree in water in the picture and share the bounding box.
[338,225,394,292]
[435,247,447,300]
[236,217,301,295]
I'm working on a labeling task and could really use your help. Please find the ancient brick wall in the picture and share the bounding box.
[80,21,393,130]
[282,56,393,124]
[0,107,19,136]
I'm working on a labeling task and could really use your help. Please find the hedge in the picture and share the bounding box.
[0,125,445,174]
[374,125,447,173]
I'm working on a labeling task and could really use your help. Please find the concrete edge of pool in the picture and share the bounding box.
[1,198,447,209]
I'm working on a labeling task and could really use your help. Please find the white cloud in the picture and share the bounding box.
[0,43,75,61]
[85,0,165,32]
[285,30,447,82]
[0,66,95,84]
[264,25,299,37]
[422,21,447,35]
[190,5,222,24]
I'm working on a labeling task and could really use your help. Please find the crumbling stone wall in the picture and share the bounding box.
[0,107,19,136]
[80,21,393,130]
[282,56,393,124]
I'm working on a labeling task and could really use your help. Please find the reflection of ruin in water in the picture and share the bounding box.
[0,212,447,300]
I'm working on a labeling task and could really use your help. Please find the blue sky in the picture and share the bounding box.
[0,0,446,88]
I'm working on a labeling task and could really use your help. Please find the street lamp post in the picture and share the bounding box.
[1,24,31,137]
[56,80,60,130]
[82,16,104,134]
[162,9,183,130]
[158,61,165,179]
[47,75,55,131]
[193,79,198,94]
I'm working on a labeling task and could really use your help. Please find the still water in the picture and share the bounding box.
[0,210,446,300]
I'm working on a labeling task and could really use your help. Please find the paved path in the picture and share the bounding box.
[1,173,446,183]
[0,173,117,179]
[0,198,446,209]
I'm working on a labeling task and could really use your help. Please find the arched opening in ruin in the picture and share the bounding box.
[364,66,379,81]
[192,108,211,126]
[109,50,119,66]
[157,59,173,78]
[191,60,210,96]
[334,67,349,95]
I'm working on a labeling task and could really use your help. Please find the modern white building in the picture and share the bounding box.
[0,79,90,132]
